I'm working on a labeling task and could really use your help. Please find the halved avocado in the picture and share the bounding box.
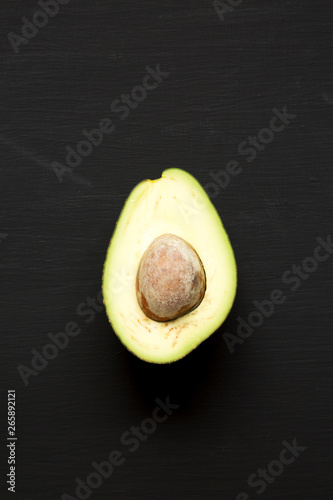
[102,168,237,363]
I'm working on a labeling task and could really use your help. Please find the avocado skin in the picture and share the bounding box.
[102,168,237,363]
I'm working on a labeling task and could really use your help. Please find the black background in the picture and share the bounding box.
[1,1,332,499]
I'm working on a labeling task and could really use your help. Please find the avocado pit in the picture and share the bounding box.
[136,234,206,322]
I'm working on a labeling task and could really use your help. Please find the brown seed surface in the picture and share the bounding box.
[136,234,206,322]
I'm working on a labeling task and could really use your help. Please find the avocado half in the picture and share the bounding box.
[102,168,237,363]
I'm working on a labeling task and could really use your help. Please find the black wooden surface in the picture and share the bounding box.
[1,1,332,499]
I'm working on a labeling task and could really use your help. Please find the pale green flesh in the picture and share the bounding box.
[102,168,237,363]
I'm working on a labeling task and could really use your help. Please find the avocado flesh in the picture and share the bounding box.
[102,168,237,363]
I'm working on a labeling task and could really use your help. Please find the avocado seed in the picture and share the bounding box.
[136,234,206,322]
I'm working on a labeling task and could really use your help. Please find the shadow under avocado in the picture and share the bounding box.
[118,315,237,415]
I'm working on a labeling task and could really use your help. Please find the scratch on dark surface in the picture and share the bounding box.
[0,136,92,187]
